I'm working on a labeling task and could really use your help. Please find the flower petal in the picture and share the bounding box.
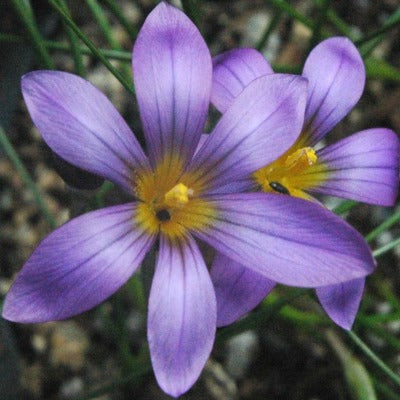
[212,48,273,113]
[194,193,375,287]
[302,37,365,145]
[2,204,155,323]
[316,278,365,330]
[211,252,275,327]
[188,74,307,192]
[195,133,254,194]
[133,2,211,166]
[312,128,400,205]
[148,235,216,397]
[21,71,148,192]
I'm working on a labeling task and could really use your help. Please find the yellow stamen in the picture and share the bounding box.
[284,147,317,172]
[253,145,327,199]
[134,155,216,241]
[164,183,193,208]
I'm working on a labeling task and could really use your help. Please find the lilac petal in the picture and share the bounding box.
[194,133,255,194]
[194,133,209,155]
[211,252,275,327]
[133,2,211,167]
[148,235,216,397]
[303,37,365,145]
[313,128,400,205]
[21,71,148,192]
[2,204,155,323]
[212,48,273,113]
[195,193,375,287]
[316,278,365,330]
[188,74,307,192]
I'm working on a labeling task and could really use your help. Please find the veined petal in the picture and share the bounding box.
[22,71,148,192]
[312,128,400,205]
[194,133,209,156]
[211,252,275,327]
[148,235,216,397]
[212,48,273,113]
[188,75,307,192]
[195,134,255,194]
[2,204,155,323]
[316,278,365,330]
[195,193,375,287]
[302,37,365,145]
[133,2,211,167]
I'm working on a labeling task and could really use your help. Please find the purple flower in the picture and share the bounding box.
[3,6,375,395]
[211,37,399,330]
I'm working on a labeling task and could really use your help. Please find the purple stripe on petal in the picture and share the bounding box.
[195,133,254,193]
[212,48,273,113]
[303,37,365,145]
[148,234,216,397]
[2,204,155,323]
[194,133,209,156]
[313,128,400,205]
[133,2,212,167]
[22,71,149,192]
[195,193,375,287]
[211,252,275,327]
[189,74,307,192]
[316,278,365,330]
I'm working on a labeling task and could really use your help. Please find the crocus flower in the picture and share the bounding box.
[3,5,376,395]
[211,37,399,330]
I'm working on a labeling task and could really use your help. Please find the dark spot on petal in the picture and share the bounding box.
[269,181,290,195]
[156,209,171,221]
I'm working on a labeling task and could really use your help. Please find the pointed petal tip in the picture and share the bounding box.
[211,48,273,113]
[149,236,216,397]
[211,253,275,327]
[2,205,153,324]
[303,36,365,143]
[316,278,365,330]
[133,0,211,165]
[21,70,148,191]
[315,128,400,206]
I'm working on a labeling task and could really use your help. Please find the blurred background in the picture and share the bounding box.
[1,0,400,399]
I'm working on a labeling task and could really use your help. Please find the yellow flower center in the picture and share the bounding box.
[253,144,327,200]
[134,155,216,240]
[164,183,193,208]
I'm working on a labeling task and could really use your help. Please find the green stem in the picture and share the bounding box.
[373,378,400,400]
[347,331,400,388]
[86,0,132,81]
[270,0,314,30]
[48,0,134,95]
[95,181,114,208]
[373,237,400,258]
[56,0,86,76]
[256,9,283,51]
[307,0,331,52]
[332,200,358,215]
[87,0,121,49]
[365,210,400,242]
[10,0,55,68]
[181,0,202,28]
[101,0,138,40]
[73,347,151,400]
[216,289,304,343]
[356,8,400,46]
[0,33,131,61]
[0,126,56,229]
[325,8,356,38]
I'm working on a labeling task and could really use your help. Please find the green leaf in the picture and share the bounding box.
[344,356,378,400]
[365,58,400,83]
[326,330,377,400]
